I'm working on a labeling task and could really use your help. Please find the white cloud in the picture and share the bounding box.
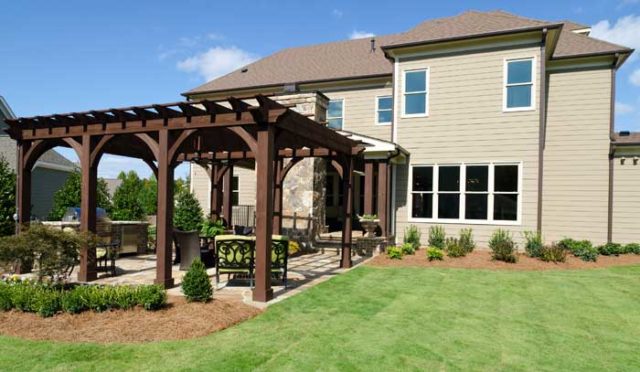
[591,15,640,52]
[349,30,375,40]
[618,0,639,9]
[332,9,343,18]
[630,69,640,86]
[177,46,259,81]
[616,101,635,114]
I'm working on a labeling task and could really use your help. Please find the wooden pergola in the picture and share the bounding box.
[5,95,364,302]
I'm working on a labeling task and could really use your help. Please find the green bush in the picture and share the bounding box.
[540,244,567,263]
[426,247,444,261]
[404,225,422,250]
[523,231,544,258]
[445,237,466,258]
[387,246,403,260]
[489,229,517,263]
[428,226,446,249]
[181,259,213,302]
[400,243,415,255]
[61,287,88,314]
[10,282,38,312]
[459,228,475,253]
[0,156,16,237]
[0,282,13,311]
[598,243,623,256]
[49,170,112,221]
[174,189,204,232]
[558,239,598,262]
[111,171,147,221]
[34,289,62,318]
[137,285,167,310]
[624,243,640,254]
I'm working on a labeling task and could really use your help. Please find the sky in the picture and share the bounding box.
[1,0,639,179]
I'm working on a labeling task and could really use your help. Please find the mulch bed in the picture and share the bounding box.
[368,249,640,270]
[0,296,262,344]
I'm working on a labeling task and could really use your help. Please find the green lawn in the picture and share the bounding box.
[2,265,640,371]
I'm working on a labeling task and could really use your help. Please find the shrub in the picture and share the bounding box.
[426,247,444,261]
[404,225,422,250]
[624,243,640,255]
[288,240,301,255]
[61,287,88,314]
[445,237,466,258]
[34,289,62,317]
[0,156,16,237]
[459,228,475,253]
[110,171,147,221]
[558,239,598,262]
[181,259,213,302]
[0,283,13,311]
[428,225,446,249]
[49,170,111,221]
[489,229,517,263]
[200,219,225,238]
[540,244,567,263]
[598,243,623,256]
[523,231,544,258]
[400,243,415,255]
[387,246,403,260]
[173,189,204,232]
[10,282,38,312]
[137,285,167,311]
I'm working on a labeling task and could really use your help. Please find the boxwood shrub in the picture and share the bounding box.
[558,238,598,262]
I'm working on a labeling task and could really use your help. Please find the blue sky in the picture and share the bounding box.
[1,0,639,179]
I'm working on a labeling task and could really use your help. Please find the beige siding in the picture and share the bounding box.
[324,86,393,141]
[190,164,210,215]
[190,164,256,217]
[394,46,541,248]
[235,167,256,206]
[542,69,612,244]
[613,157,640,244]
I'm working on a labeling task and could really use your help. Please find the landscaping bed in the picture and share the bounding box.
[0,295,261,343]
[369,249,640,270]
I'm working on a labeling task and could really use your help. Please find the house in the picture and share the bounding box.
[185,10,638,246]
[0,96,76,220]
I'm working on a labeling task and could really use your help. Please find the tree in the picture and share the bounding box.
[139,176,157,216]
[0,156,16,236]
[48,171,112,221]
[173,189,203,231]
[111,171,146,221]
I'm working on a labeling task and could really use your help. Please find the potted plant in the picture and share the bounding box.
[358,214,380,238]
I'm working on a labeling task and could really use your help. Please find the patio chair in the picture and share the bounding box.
[214,235,255,286]
[96,240,120,277]
[271,235,289,288]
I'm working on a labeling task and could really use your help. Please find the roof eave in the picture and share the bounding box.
[551,49,634,68]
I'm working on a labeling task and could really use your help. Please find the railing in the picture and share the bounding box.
[232,205,256,227]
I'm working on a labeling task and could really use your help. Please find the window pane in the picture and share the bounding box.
[405,93,426,115]
[494,194,518,221]
[506,85,532,108]
[507,60,532,84]
[232,177,239,190]
[327,118,342,130]
[466,166,488,192]
[412,166,433,192]
[232,192,239,206]
[328,100,343,118]
[439,166,460,192]
[378,110,392,123]
[465,194,488,220]
[412,193,433,218]
[378,96,392,110]
[494,165,518,192]
[405,70,426,92]
[438,194,460,219]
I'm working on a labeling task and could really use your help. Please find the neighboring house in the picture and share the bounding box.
[1,96,76,220]
[185,10,638,246]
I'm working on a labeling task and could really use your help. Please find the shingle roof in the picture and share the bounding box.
[613,132,640,145]
[38,149,76,168]
[186,10,633,95]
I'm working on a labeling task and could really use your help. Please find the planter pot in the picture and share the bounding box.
[173,230,200,270]
[360,220,380,238]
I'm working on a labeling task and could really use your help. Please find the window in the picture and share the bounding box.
[327,99,344,129]
[376,96,392,124]
[232,176,239,206]
[403,69,428,116]
[505,59,533,110]
[410,163,520,223]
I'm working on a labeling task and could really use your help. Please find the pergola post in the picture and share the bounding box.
[253,125,275,302]
[377,161,389,237]
[340,156,354,269]
[155,129,175,288]
[363,161,374,216]
[15,142,32,231]
[272,158,284,234]
[222,164,234,227]
[78,134,98,282]
[209,163,224,220]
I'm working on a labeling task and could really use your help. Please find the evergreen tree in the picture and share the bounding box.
[48,170,112,220]
[140,176,157,215]
[0,156,16,236]
[111,171,146,221]
[173,189,203,231]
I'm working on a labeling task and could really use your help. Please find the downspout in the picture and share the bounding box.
[390,55,400,236]
[607,56,618,243]
[537,29,547,233]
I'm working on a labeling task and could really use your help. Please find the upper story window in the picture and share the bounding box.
[403,69,428,116]
[504,58,534,110]
[376,96,392,125]
[327,99,344,129]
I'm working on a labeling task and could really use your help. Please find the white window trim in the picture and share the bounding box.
[408,162,523,226]
[401,68,429,118]
[375,95,393,126]
[503,57,535,112]
[327,98,345,130]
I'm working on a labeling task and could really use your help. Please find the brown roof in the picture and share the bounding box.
[559,20,589,31]
[186,10,633,95]
[613,132,640,145]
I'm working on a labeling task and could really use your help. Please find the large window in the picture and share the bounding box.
[410,163,520,223]
[403,69,428,116]
[504,59,533,110]
[327,99,344,129]
[376,96,392,125]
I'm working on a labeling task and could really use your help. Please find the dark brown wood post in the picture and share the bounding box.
[209,164,223,220]
[253,125,275,302]
[341,156,354,269]
[222,164,234,227]
[272,158,284,234]
[364,161,374,215]
[155,129,175,288]
[377,161,389,237]
[16,142,32,231]
[78,134,98,282]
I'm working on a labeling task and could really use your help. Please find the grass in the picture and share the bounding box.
[2,265,640,371]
